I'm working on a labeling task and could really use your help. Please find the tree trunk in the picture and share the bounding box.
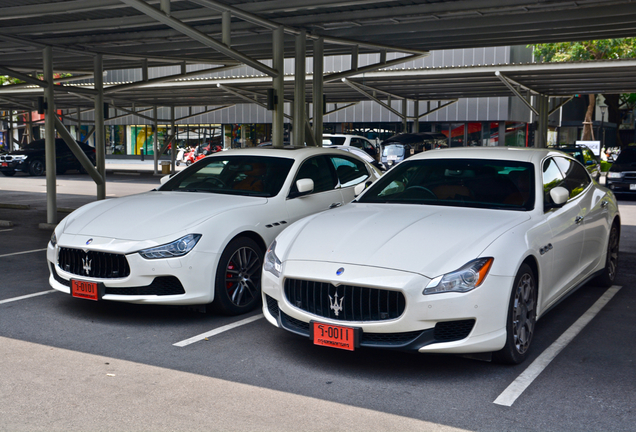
[581,94,595,141]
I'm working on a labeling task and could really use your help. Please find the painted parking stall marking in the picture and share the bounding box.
[0,248,47,258]
[494,285,622,407]
[174,314,264,347]
[0,290,57,305]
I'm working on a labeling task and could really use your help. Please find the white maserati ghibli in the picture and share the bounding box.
[47,147,380,315]
[262,147,620,364]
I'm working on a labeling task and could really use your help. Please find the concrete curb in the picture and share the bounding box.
[38,223,57,230]
[0,220,13,227]
[0,203,30,210]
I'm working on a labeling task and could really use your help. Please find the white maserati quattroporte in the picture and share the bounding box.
[47,147,380,315]
[262,147,620,363]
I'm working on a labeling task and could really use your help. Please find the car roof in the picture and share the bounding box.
[207,146,371,161]
[408,146,561,164]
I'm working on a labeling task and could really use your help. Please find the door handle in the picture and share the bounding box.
[575,216,584,224]
[601,200,609,209]
[329,202,342,209]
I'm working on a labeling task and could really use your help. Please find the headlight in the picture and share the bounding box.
[138,234,201,259]
[607,172,622,179]
[50,231,57,247]
[423,257,494,295]
[263,240,282,278]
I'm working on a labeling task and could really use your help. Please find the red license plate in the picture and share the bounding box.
[1,162,7,167]
[311,321,359,351]
[71,280,100,301]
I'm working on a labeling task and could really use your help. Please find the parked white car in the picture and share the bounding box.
[47,147,380,315]
[322,134,378,157]
[262,147,620,364]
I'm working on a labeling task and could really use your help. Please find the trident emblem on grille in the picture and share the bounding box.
[82,256,92,275]
[329,292,344,316]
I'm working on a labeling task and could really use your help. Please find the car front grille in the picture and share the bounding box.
[623,172,636,180]
[284,278,405,322]
[58,247,130,279]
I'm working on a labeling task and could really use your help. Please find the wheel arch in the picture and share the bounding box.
[227,230,267,254]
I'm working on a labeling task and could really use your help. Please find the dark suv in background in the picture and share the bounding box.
[553,144,601,182]
[606,146,636,195]
[0,138,96,176]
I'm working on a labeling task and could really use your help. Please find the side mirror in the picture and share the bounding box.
[354,182,366,197]
[160,174,172,185]
[296,178,314,195]
[549,186,569,206]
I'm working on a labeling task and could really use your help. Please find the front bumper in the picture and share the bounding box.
[47,240,218,305]
[606,179,636,194]
[262,260,511,354]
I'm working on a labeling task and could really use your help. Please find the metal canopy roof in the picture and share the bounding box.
[1,0,636,73]
[3,59,636,115]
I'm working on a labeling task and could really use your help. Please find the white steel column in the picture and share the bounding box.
[153,106,158,174]
[94,54,106,200]
[272,26,284,148]
[313,37,324,147]
[43,46,57,224]
[171,106,176,171]
[402,99,408,132]
[293,30,306,147]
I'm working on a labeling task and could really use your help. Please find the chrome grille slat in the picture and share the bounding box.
[58,247,130,279]
[284,278,405,322]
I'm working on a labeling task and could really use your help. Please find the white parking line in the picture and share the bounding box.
[494,285,622,407]
[0,290,57,305]
[0,229,14,233]
[0,248,47,258]
[174,314,264,347]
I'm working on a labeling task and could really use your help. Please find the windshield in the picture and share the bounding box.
[358,158,535,211]
[383,144,405,157]
[159,155,294,197]
[614,147,636,164]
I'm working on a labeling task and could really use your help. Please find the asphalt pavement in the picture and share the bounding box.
[1,170,635,432]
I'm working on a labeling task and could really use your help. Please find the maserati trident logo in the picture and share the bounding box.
[329,291,344,316]
[82,256,92,275]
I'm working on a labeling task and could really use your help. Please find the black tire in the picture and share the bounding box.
[212,237,264,315]
[28,159,45,176]
[493,263,537,365]
[594,222,620,287]
[1,170,16,177]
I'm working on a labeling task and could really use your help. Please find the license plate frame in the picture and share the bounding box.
[310,321,360,351]
[71,279,103,301]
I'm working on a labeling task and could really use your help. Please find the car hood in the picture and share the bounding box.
[61,191,267,240]
[610,161,636,172]
[284,203,530,277]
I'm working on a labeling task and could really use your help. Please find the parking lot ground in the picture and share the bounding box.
[1,174,635,431]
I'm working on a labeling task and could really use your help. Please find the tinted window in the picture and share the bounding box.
[323,137,346,146]
[359,158,534,211]
[330,155,369,187]
[160,155,294,197]
[554,156,590,199]
[614,147,636,164]
[542,158,566,206]
[292,156,337,195]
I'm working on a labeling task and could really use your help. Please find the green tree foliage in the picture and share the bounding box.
[531,38,636,146]
[533,38,636,62]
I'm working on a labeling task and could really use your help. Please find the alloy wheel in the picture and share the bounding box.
[512,273,535,355]
[224,246,261,307]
